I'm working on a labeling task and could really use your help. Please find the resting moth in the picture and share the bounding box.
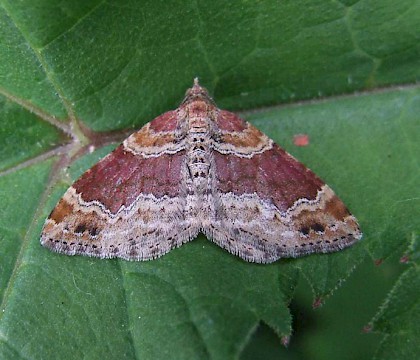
[41,79,362,263]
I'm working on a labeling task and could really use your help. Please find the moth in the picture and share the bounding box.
[41,79,362,263]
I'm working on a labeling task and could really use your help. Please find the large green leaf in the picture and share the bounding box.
[0,1,419,359]
[369,235,420,360]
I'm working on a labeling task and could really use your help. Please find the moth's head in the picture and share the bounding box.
[182,78,215,106]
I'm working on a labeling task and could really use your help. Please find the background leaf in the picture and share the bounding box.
[369,235,419,360]
[0,1,419,359]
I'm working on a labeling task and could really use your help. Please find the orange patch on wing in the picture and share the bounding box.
[222,125,266,148]
[324,195,351,221]
[132,125,176,147]
[49,198,75,223]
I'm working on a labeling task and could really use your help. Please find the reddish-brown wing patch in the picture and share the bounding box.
[214,144,323,212]
[73,146,185,214]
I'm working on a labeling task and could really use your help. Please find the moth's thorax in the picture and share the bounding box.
[183,99,216,193]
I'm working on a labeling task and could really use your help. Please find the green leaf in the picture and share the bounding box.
[369,235,420,360]
[0,97,66,171]
[0,160,54,302]
[0,1,419,359]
